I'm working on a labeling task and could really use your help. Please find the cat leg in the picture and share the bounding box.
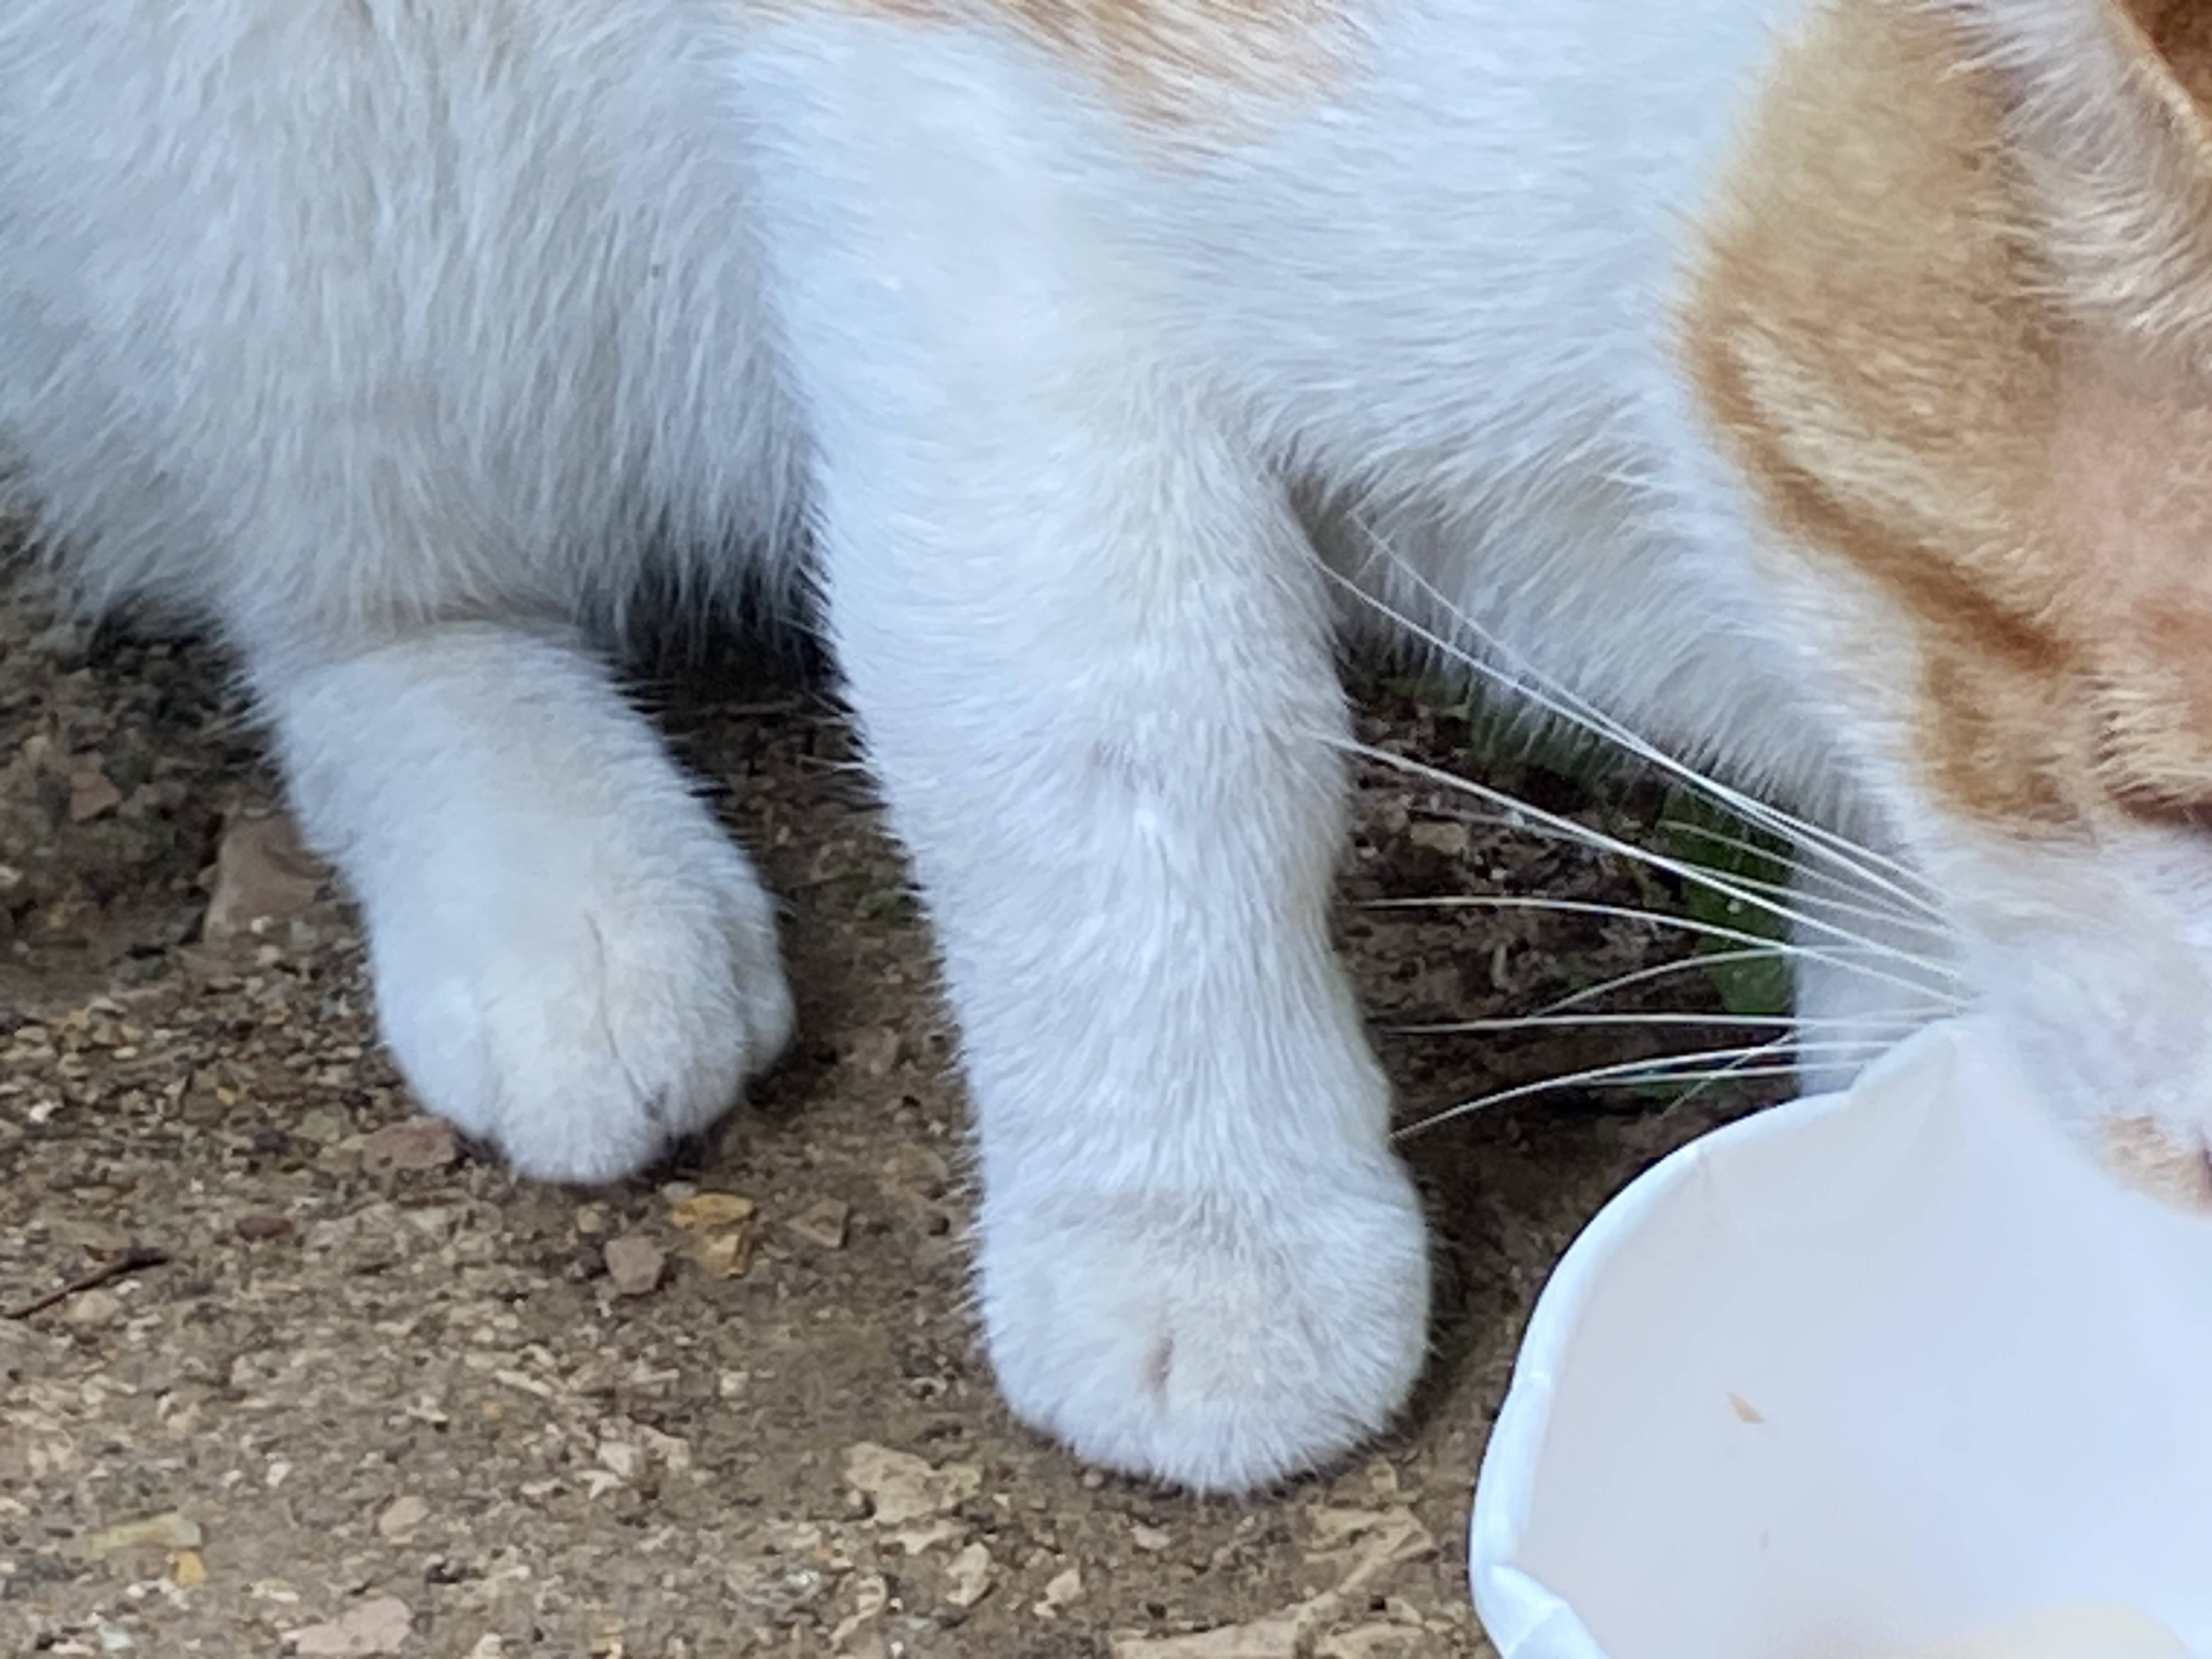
[814,413,1427,1490]
[748,161,1428,1491]
[255,624,794,1182]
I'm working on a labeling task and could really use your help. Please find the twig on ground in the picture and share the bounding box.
[3,1243,172,1320]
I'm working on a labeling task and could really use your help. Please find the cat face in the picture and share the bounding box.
[1690,0,2212,1192]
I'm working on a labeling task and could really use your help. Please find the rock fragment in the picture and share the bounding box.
[603,1234,665,1297]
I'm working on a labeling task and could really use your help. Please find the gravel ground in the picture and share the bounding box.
[0,574,1783,1657]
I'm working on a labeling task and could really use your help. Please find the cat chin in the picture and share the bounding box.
[1922,825,2212,1172]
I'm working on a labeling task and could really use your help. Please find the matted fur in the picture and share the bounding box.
[5,0,2212,1493]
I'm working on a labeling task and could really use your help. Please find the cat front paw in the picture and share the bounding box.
[977,1156,1431,1492]
[365,829,795,1183]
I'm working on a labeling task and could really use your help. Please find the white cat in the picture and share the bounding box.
[4,0,2206,1492]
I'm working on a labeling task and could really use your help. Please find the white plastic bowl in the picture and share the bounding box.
[1469,1020,2212,1659]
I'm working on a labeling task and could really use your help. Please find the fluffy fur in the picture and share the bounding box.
[2,0,2204,1491]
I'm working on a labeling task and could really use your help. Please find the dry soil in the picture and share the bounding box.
[0,579,1782,1657]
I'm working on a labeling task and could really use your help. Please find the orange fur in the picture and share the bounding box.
[814,0,1352,116]
[1687,0,2212,831]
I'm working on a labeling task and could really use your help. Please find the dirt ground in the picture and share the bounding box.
[0,574,1784,1657]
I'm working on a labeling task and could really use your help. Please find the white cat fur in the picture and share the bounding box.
[0,0,2084,1492]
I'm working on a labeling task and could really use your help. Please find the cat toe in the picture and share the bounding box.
[368,842,794,1184]
[975,1156,1431,1492]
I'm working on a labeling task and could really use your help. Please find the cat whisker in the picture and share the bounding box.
[1387,1010,1940,1034]
[1526,943,1952,1016]
[1395,800,1945,945]
[1326,536,1946,919]
[1651,819,1953,936]
[1394,1037,1900,1137]
[1359,892,1969,988]
[1344,738,1963,1002]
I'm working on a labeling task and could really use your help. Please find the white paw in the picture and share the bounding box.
[365,822,794,1183]
[977,1155,1431,1492]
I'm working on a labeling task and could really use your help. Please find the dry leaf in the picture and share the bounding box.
[682,1228,755,1280]
[886,1519,963,1555]
[202,812,326,940]
[359,1119,457,1173]
[941,1541,994,1609]
[829,1574,890,1650]
[1035,1566,1084,1616]
[842,1442,981,1527]
[1112,1505,1435,1659]
[86,1512,202,1554]
[1109,1618,1305,1658]
[665,1191,758,1278]
[171,1549,208,1588]
[289,1595,414,1655]
[667,1192,756,1230]
[789,1198,850,1250]
[603,1234,664,1296]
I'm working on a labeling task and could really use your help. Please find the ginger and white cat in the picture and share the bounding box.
[2,0,2205,1492]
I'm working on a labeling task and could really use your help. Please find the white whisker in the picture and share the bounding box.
[1526,945,1938,1016]
[1651,865,1956,942]
[1652,819,1951,936]
[1388,1010,1939,1035]
[1380,803,1946,945]
[1361,892,1968,984]
[1654,1032,1802,1114]
[1583,1063,1807,1092]
[1394,1037,1897,1136]
[1405,800,1935,932]
[1343,738,1965,1004]
[1326,536,1946,919]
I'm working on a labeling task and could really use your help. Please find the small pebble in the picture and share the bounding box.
[67,768,122,823]
[789,1198,850,1250]
[289,1594,414,1656]
[375,1494,428,1542]
[604,1233,665,1297]
[1034,1565,1083,1616]
[64,1288,122,1329]
[942,1541,994,1609]
[359,1117,457,1173]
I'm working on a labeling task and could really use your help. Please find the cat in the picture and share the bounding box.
[0,0,2202,1494]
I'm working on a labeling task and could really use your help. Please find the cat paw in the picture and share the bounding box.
[366,830,794,1183]
[977,1156,1431,1492]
